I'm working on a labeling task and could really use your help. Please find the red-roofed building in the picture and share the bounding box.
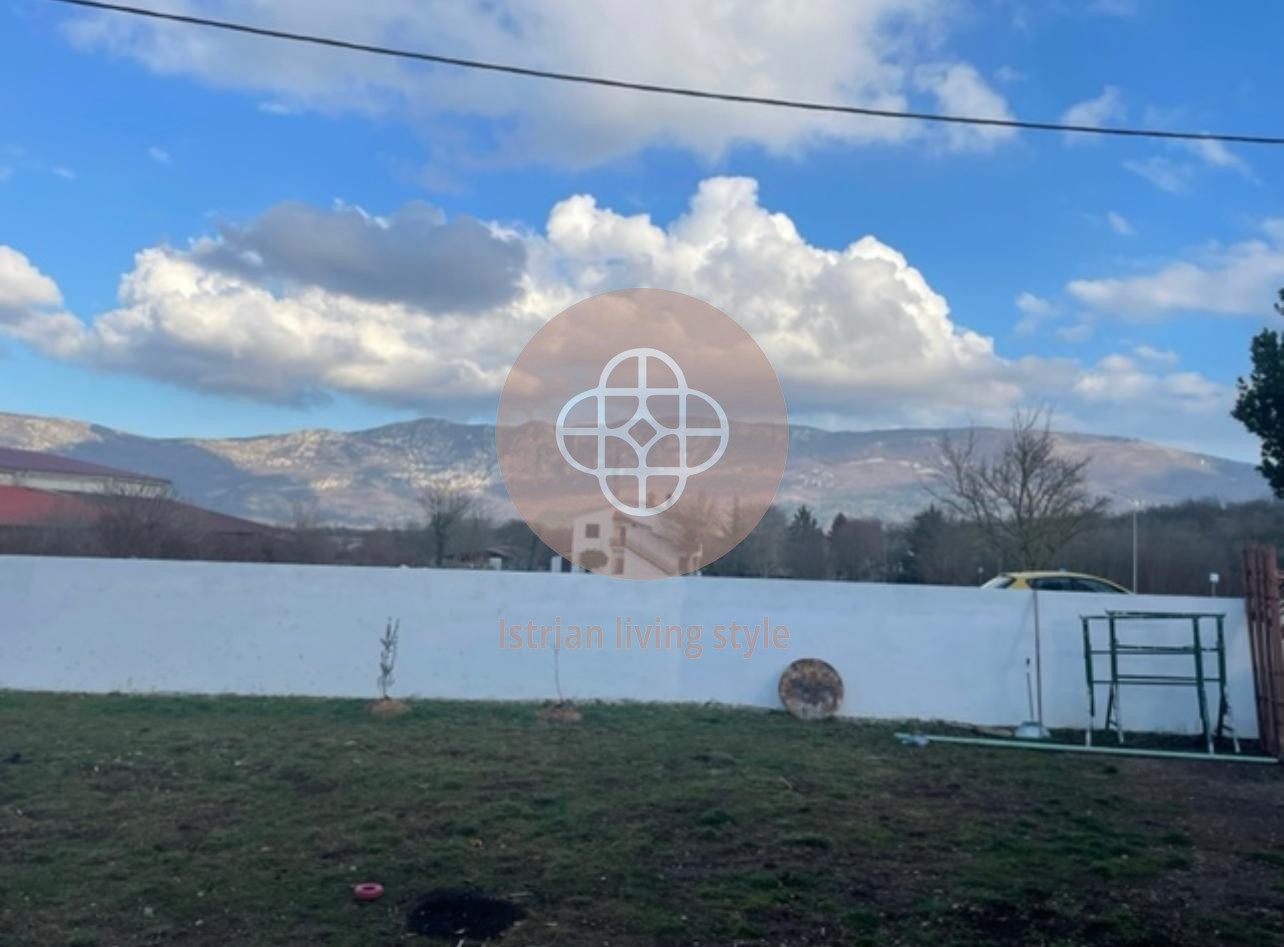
[0,446,171,498]
[0,485,99,527]
[0,449,272,557]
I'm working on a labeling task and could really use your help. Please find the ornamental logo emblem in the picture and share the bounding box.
[556,348,730,517]
[496,288,788,579]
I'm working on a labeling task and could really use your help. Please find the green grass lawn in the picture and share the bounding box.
[1,692,1282,946]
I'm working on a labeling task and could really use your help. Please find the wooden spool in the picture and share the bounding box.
[778,658,844,720]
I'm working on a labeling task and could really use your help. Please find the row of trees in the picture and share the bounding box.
[0,484,1269,597]
[702,497,1275,596]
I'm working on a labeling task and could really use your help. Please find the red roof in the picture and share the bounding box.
[0,486,99,527]
[0,446,169,484]
[0,485,272,535]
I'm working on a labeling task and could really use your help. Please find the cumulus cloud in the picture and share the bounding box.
[148,146,171,164]
[1059,86,1124,142]
[0,177,1231,441]
[0,178,1008,417]
[0,247,62,312]
[1067,219,1284,318]
[60,0,1016,165]
[0,247,84,359]
[194,200,528,312]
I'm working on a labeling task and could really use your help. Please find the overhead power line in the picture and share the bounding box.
[46,0,1284,147]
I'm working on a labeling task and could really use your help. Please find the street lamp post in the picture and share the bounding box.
[1130,502,1138,593]
[1107,490,1142,592]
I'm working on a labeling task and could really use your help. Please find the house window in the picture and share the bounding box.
[585,523,600,538]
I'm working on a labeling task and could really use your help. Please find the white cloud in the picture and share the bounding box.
[0,247,62,311]
[0,177,1231,442]
[1067,220,1284,318]
[1055,322,1093,343]
[1125,137,1256,194]
[1015,292,1053,316]
[1059,86,1124,142]
[61,1,1017,165]
[1123,156,1191,194]
[51,166,76,180]
[1013,291,1054,335]
[994,65,1025,84]
[1073,354,1225,412]
[1105,211,1134,236]
[0,247,84,360]
[914,63,1017,152]
[0,178,1009,417]
[1134,345,1178,365]
[1184,138,1255,182]
[0,166,11,182]
[148,146,172,164]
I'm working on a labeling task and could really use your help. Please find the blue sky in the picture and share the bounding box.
[1,0,1283,459]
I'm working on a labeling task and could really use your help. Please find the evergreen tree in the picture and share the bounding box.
[1232,289,1284,497]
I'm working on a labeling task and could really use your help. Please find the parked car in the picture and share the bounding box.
[981,571,1131,594]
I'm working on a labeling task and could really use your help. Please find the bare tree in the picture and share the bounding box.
[670,492,721,562]
[419,484,478,567]
[283,497,335,563]
[93,483,196,559]
[931,408,1108,570]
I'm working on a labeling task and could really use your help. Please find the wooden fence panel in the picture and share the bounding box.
[1242,544,1283,760]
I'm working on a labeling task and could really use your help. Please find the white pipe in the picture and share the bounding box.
[894,732,1277,764]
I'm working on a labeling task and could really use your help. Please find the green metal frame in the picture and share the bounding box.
[1081,610,1239,755]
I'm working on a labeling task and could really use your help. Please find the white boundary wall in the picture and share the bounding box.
[0,556,1257,736]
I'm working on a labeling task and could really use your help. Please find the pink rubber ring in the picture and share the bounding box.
[353,883,384,901]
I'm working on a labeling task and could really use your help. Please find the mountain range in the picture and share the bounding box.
[0,411,1268,528]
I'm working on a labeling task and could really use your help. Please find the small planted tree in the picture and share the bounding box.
[372,618,407,716]
[377,618,399,699]
[538,640,582,724]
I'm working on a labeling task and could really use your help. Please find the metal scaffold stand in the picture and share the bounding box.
[1081,610,1239,755]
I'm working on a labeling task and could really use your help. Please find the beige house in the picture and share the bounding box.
[569,507,701,578]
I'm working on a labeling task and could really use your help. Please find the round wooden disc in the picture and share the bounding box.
[778,658,844,720]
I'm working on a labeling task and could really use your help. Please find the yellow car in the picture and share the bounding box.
[981,571,1131,594]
